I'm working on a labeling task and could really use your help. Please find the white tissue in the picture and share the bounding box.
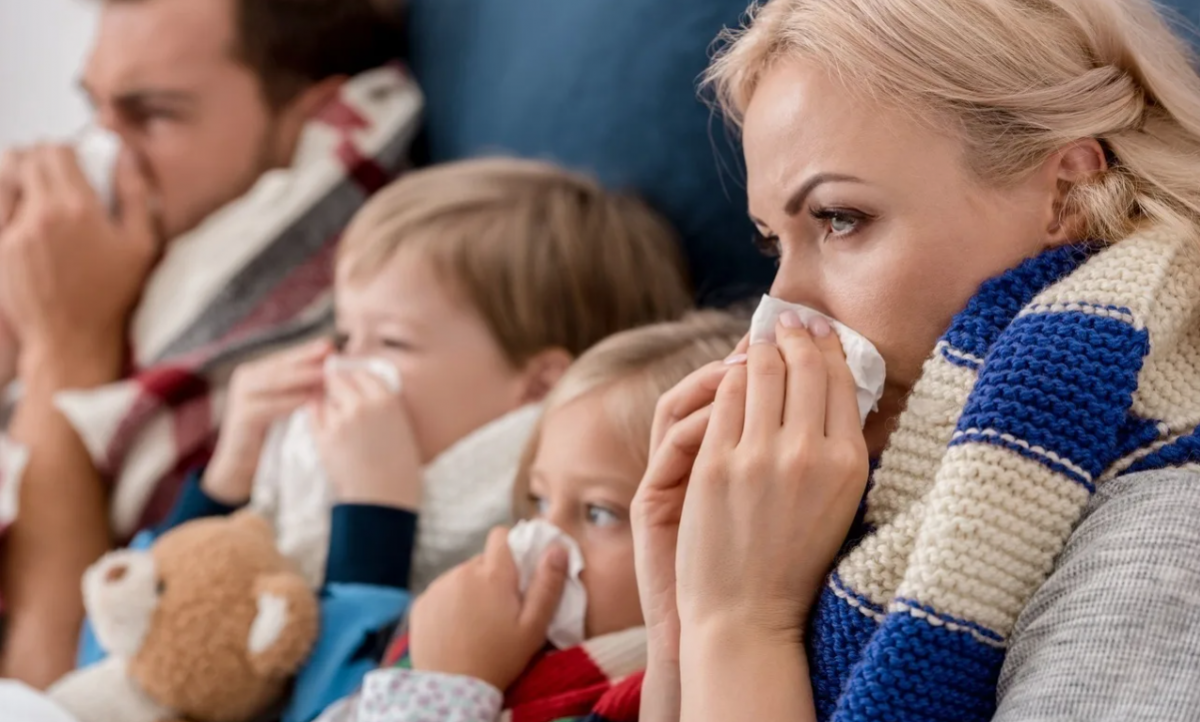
[749,295,886,426]
[507,519,587,650]
[323,355,402,392]
[74,127,121,212]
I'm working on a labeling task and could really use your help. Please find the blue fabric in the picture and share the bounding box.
[405,0,776,307]
[157,470,241,533]
[326,504,418,588]
[284,583,411,722]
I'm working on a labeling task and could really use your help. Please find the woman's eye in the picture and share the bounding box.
[830,213,858,235]
[752,230,781,258]
[586,504,621,528]
[811,208,868,239]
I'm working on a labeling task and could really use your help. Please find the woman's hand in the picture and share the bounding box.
[632,337,747,721]
[677,313,869,641]
[313,367,423,510]
[204,339,332,504]
[409,527,569,691]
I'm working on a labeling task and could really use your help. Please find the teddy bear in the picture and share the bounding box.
[47,512,320,722]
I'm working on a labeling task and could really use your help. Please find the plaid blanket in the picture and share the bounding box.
[380,628,646,722]
[0,66,422,540]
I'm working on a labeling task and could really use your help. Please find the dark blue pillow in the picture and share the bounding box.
[406,0,774,306]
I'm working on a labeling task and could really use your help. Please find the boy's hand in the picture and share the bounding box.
[409,528,569,691]
[312,367,422,510]
[204,339,332,504]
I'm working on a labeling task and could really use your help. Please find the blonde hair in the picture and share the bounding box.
[512,311,747,517]
[337,157,693,364]
[705,0,1200,243]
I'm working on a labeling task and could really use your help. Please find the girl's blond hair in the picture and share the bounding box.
[512,311,747,517]
[705,0,1200,242]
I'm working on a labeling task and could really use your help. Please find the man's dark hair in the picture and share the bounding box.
[104,0,404,108]
[237,0,404,108]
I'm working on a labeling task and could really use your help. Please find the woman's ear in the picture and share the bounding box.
[518,348,574,404]
[1046,139,1108,245]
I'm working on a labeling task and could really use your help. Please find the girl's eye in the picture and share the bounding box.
[332,332,350,352]
[586,504,622,528]
[752,230,781,258]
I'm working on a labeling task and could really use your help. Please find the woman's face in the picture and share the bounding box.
[743,60,1068,454]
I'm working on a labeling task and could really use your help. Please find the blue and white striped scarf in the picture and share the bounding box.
[809,225,1200,721]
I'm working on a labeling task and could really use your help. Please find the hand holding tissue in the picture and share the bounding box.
[508,519,587,649]
[749,295,886,426]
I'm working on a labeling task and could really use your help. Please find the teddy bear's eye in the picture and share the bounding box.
[155,580,166,596]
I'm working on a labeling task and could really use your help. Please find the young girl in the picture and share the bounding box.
[317,311,747,722]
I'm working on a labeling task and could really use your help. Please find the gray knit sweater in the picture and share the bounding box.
[995,468,1200,721]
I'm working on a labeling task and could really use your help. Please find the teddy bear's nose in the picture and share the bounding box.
[104,563,128,583]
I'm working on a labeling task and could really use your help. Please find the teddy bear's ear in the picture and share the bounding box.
[229,510,277,541]
[246,572,319,679]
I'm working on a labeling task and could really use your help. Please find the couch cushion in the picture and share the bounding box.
[406,0,775,306]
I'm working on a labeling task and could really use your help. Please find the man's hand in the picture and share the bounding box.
[0,145,159,380]
[0,145,159,687]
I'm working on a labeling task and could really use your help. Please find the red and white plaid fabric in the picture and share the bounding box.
[0,65,422,540]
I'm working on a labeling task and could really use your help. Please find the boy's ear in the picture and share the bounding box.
[519,348,573,403]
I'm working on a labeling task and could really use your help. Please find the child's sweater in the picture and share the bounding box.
[316,627,647,722]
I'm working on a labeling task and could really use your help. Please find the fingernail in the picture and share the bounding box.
[724,353,748,366]
[809,316,833,338]
[545,544,569,572]
[780,310,804,329]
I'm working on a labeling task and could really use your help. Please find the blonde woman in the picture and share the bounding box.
[635,1,1200,721]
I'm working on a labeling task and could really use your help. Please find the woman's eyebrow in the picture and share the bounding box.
[783,173,866,215]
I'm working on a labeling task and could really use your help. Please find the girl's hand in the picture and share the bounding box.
[676,314,868,642]
[204,339,332,504]
[312,367,422,510]
[409,527,569,691]
[632,336,747,721]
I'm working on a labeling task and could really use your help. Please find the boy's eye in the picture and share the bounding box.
[586,504,621,528]
[380,337,412,351]
[527,494,551,517]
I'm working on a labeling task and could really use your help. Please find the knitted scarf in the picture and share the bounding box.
[607,226,1200,722]
[251,403,543,589]
[381,627,646,722]
[810,226,1200,721]
[0,67,422,541]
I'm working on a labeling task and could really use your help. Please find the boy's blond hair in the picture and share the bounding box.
[513,311,748,517]
[337,157,694,364]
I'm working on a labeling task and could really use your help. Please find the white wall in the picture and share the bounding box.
[0,0,98,148]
